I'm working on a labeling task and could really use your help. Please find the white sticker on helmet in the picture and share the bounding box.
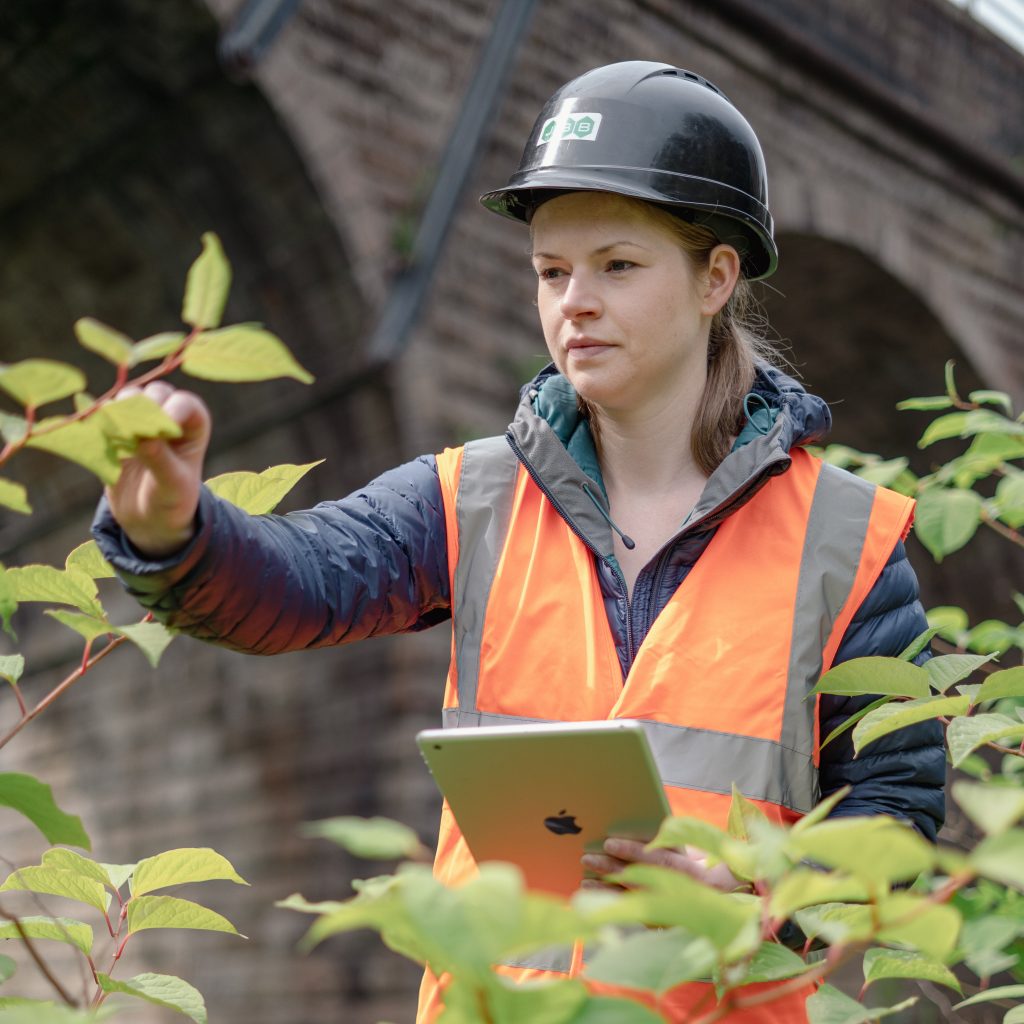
[536,111,603,145]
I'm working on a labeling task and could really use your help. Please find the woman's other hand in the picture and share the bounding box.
[104,382,211,558]
[581,837,747,893]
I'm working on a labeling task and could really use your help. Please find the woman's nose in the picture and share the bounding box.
[559,273,600,319]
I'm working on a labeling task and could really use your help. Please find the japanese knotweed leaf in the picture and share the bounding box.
[0,867,106,913]
[583,926,718,993]
[811,657,930,699]
[182,232,230,331]
[113,621,174,668]
[0,774,90,848]
[807,983,917,1024]
[862,947,961,993]
[952,781,1024,836]
[0,916,93,956]
[852,695,969,756]
[947,714,1024,768]
[65,541,115,580]
[914,487,982,561]
[24,417,121,486]
[0,480,30,516]
[0,360,85,409]
[97,972,207,1024]
[126,895,244,936]
[301,815,427,860]
[132,848,248,896]
[183,325,312,384]
[73,318,133,367]
[207,460,325,515]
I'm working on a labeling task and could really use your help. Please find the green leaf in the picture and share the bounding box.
[0,867,106,912]
[65,541,115,580]
[970,389,1014,414]
[953,781,1024,836]
[182,233,231,331]
[0,414,27,444]
[183,326,313,385]
[101,863,137,892]
[302,816,426,860]
[127,895,243,936]
[724,941,811,986]
[807,983,917,1024]
[590,864,759,950]
[113,621,174,668]
[919,412,970,447]
[914,487,982,561]
[45,610,112,643]
[206,460,324,515]
[855,458,909,488]
[0,955,13,984]
[0,570,16,639]
[0,479,30,515]
[275,893,346,916]
[0,774,90,848]
[768,870,869,919]
[485,976,587,1024]
[970,829,1024,889]
[130,332,186,366]
[0,1001,117,1023]
[794,903,872,946]
[947,714,1024,767]
[927,605,969,645]
[926,653,997,692]
[25,417,121,486]
[876,893,961,960]
[995,474,1024,529]
[5,565,102,616]
[0,360,86,409]
[819,697,891,753]
[132,848,248,896]
[41,850,116,889]
[812,657,931,699]
[73,319,133,367]
[726,783,768,842]
[789,817,935,884]
[954,985,1024,1010]
[791,787,852,833]
[0,916,93,956]
[896,395,954,412]
[967,620,1019,655]
[899,626,941,662]
[583,927,718,992]
[565,996,665,1024]
[0,656,24,686]
[98,395,183,442]
[921,409,1024,447]
[646,817,728,858]
[97,972,207,1024]
[853,695,970,755]
[862,947,961,993]
[977,667,1024,703]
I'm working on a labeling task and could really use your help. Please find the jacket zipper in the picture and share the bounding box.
[505,431,636,661]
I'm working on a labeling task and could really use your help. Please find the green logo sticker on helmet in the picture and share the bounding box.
[537,111,603,145]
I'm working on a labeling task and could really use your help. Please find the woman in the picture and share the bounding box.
[94,62,945,1022]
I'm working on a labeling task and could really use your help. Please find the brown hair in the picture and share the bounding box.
[575,199,777,475]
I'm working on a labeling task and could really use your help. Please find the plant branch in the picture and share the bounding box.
[980,509,1024,549]
[0,633,128,750]
[0,905,77,1006]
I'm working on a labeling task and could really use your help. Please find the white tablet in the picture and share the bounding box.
[416,719,670,896]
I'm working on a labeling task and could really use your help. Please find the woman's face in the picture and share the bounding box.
[530,192,715,417]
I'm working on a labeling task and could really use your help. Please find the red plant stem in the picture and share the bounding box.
[0,334,194,470]
[0,906,77,1006]
[0,634,127,750]
[980,510,1024,549]
[8,681,26,716]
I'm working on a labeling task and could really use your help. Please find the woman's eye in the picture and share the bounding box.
[606,259,634,272]
[537,267,565,280]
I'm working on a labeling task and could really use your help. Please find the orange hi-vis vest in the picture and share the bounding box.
[418,436,915,1022]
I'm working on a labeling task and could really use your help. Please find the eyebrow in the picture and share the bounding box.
[530,240,653,260]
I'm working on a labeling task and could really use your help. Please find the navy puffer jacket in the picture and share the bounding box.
[93,365,946,839]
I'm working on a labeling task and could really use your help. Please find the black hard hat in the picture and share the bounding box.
[480,61,778,280]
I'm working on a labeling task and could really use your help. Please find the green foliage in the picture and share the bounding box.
[0,235,314,1017]
[302,816,429,861]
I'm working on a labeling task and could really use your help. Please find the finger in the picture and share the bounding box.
[603,837,648,861]
[142,381,176,406]
[581,853,628,877]
[161,390,211,442]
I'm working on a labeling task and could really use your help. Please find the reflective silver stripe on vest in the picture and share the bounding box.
[450,437,520,724]
[780,463,876,766]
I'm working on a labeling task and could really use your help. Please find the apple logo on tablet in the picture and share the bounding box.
[544,809,582,836]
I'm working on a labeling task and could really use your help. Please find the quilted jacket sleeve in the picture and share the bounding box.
[91,455,452,654]
[818,540,946,840]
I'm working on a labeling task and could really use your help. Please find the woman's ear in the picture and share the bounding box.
[701,244,741,316]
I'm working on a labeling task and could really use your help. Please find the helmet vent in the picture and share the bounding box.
[659,67,723,96]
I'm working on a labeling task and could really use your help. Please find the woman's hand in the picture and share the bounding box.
[581,837,748,893]
[104,382,211,558]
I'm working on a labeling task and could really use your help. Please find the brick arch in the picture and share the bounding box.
[760,230,1020,620]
